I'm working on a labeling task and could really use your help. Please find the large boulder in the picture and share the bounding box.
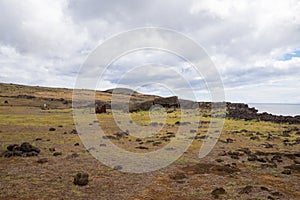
[73,173,89,186]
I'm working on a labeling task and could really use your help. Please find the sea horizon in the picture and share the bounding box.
[248,103,300,117]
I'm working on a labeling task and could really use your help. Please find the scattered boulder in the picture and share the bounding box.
[280,131,291,137]
[102,135,117,140]
[53,152,62,156]
[271,155,283,163]
[73,173,89,186]
[135,146,149,150]
[284,153,296,160]
[271,191,283,197]
[153,141,162,146]
[170,172,187,182]
[237,148,251,155]
[218,151,227,156]
[281,169,291,175]
[113,165,123,170]
[228,151,243,156]
[260,186,270,191]
[87,147,96,152]
[262,142,273,148]
[70,129,78,134]
[160,136,171,142]
[149,122,158,126]
[211,187,226,198]
[70,153,79,158]
[114,132,128,139]
[37,158,48,164]
[166,132,175,137]
[250,136,260,140]
[226,138,234,143]
[284,164,300,173]
[257,157,267,163]
[239,185,253,194]
[4,100,8,104]
[260,163,277,169]
[295,152,300,157]
[175,121,191,125]
[231,155,239,160]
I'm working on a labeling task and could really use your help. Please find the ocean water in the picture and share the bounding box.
[248,103,300,117]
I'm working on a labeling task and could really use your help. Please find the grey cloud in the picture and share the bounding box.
[0,0,300,103]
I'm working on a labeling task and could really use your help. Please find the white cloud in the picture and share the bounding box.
[0,0,300,103]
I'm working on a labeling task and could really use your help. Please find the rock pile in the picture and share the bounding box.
[2,142,40,157]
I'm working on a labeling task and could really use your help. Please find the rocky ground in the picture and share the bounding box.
[0,83,299,199]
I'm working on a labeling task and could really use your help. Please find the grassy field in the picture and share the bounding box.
[0,83,299,199]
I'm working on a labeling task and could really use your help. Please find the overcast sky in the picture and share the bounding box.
[0,0,300,103]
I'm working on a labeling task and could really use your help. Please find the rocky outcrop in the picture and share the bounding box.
[226,103,300,124]
[124,97,300,124]
[153,96,179,108]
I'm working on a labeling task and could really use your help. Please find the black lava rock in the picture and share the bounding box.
[20,142,33,152]
[239,186,253,194]
[73,173,89,186]
[211,187,226,198]
[153,141,162,146]
[226,138,234,143]
[170,172,187,181]
[113,165,123,170]
[37,158,49,164]
[70,129,78,134]
[231,155,239,160]
[248,154,258,161]
[7,144,18,151]
[135,146,149,150]
[281,169,291,175]
[53,152,62,156]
